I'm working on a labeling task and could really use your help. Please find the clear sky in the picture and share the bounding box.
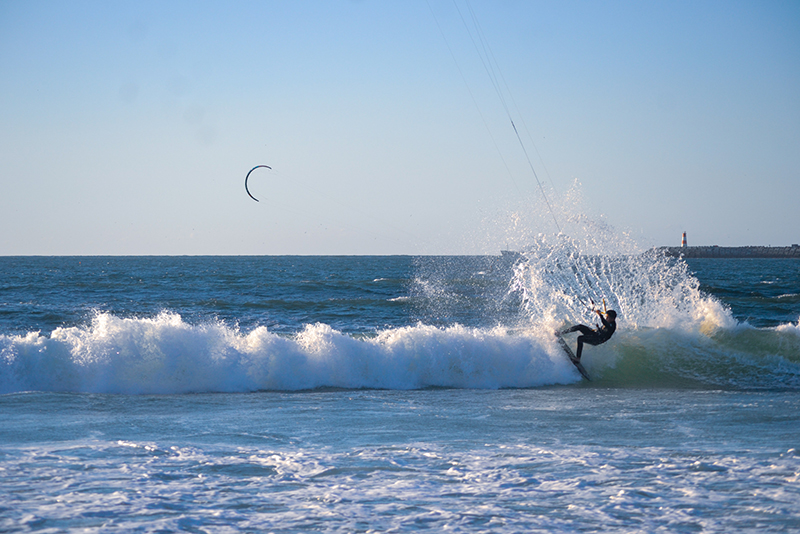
[1,0,798,255]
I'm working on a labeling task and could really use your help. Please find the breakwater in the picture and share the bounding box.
[660,245,800,259]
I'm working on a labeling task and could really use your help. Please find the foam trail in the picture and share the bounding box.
[0,312,578,394]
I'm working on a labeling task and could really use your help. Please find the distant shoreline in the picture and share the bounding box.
[659,245,800,259]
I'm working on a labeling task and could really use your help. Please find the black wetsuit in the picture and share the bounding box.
[563,314,616,360]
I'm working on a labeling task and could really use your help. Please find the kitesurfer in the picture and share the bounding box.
[560,309,617,360]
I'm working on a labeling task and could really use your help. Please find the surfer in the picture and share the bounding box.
[560,309,617,360]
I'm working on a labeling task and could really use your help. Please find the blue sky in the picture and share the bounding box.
[1,0,798,255]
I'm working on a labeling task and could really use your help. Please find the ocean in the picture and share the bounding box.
[1,248,799,532]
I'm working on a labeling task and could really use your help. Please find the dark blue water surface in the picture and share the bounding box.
[686,258,800,328]
[0,255,526,336]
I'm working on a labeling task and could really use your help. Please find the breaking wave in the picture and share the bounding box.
[1,312,578,394]
[1,310,798,394]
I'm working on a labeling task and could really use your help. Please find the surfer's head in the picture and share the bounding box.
[606,310,617,320]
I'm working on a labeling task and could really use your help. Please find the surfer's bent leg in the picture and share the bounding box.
[564,325,594,336]
[564,325,597,360]
[576,332,605,360]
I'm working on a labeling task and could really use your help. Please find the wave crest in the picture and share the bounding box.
[0,313,579,394]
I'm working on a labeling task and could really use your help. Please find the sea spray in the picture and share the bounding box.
[472,181,733,331]
[509,233,735,332]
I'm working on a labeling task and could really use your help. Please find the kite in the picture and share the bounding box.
[245,165,271,202]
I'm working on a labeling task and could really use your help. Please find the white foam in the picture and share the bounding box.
[776,318,800,336]
[0,312,580,394]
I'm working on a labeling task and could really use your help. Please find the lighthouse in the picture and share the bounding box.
[681,232,687,248]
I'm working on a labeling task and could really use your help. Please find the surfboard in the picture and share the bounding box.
[555,333,591,381]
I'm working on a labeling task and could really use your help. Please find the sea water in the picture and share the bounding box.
[1,250,799,532]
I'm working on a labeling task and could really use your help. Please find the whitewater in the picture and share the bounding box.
[1,239,799,531]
